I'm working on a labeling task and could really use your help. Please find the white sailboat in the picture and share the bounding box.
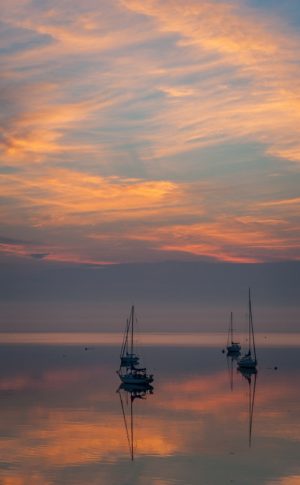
[119,366,154,385]
[226,311,241,355]
[120,305,140,368]
[118,306,154,386]
[238,289,258,370]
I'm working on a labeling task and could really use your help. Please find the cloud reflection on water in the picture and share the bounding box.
[0,342,299,484]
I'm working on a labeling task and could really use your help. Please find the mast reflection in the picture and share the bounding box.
[238,367,257,448]
[117,382,154,460]
[226,353,240,391]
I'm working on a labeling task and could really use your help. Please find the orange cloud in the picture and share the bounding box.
[0,168,179,226]
[2,0,300,167]
[121,0,300,162]
[0,240,114,266]
[125,214,299,262]
[2,166,298,263]
[1,0,300,265]
[0,81,117,164]
[259,197,300,208]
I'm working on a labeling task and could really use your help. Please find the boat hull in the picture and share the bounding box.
[120,354,139,367]
[120,376,153,385]
[119,372,153,385]
[119,382,154,393]
[227,343,241,354]
[238,356,257,369]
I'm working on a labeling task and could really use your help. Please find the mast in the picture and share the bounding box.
[118,389,131,455]
[248,288,257,362]
[248,372,257,447]
[130,394,134,461]
[227,312,233,347]
[131,305,134,357]
[120,318,130,358]
[248,289,251,355]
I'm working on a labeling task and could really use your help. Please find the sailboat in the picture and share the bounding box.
[120,305,140,368]
[117,382,153,461]
[238,289,257,370]
[226,311,241,355]
[118,365,154,385]
[118,306,154,386]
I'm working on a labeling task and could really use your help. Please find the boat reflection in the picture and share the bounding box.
[226,353,240,391]
[238,366,257,448]
[117,382,154,461]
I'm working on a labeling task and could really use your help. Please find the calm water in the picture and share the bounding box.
[0,333,299,485]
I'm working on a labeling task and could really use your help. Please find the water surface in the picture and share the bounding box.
[0,333,299,485]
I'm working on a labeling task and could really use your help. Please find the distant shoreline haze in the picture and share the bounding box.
[0,260,299,332]
[0,332,299,347]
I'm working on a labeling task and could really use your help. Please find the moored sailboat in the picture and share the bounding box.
[238,289,257,370]
[226,311,241,355]
[120,305,139,368]
[119,365,154,385]
[118,306,154,386]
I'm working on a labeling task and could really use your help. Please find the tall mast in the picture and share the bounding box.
[248,289,257,362]
[248,289,251,354]
[227,312,232,346]
[120,318,130,358]
[130,395,134,461]
[118,389,131,456]
[131,305,134,356]
[248,372,257,447]
[230,312,233,343]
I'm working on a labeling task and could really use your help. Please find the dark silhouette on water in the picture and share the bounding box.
[118,306,154,386]
[119,305,140,369]
[238,289,257,371]
[238,367,257,448]
[226,311,241,355]
[226,353,240,391]
[117,382,154,460]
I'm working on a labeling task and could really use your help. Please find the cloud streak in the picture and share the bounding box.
[1,0,300,264]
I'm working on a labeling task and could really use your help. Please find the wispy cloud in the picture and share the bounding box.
[1,0,300,264]
[1,162,299,263]
[0,168,179,225]
[121,0,300,161]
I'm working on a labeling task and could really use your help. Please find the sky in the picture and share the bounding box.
[1,0,300,331]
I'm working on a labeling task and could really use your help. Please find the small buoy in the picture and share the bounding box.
[222,349,225,353]
[274,366,278,370]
